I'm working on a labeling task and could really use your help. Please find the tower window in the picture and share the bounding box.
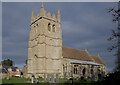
[48,23,51,31]
[36,23,38,26]
[52,24,55,32]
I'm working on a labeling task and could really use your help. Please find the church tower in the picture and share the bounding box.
[27,2,62,79]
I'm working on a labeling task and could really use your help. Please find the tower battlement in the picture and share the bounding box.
[31,2,61,25]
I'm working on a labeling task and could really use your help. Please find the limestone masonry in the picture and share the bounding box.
[27,3,106,81]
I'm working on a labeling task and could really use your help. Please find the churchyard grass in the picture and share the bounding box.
[2,77,69,84]
[2,77,100,85]
[2,77,31,83]
[59,78,68,83]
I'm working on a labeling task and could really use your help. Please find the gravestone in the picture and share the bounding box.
[56,74,59,83]
[31,77,34,83]
[44,73,46,82]
[47,74,50,82]
[51,74,54,83]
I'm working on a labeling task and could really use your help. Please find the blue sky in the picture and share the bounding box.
[2,2,117,72]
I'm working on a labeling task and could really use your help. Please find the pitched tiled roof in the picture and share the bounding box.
[91,55,105,65]
[22,65,27,72]
[62,46,105,65]
[62,47,94,62]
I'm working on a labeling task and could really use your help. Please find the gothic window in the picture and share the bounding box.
[76,68,77,74]
[52,24,55,32]
[48,23,51,31]
[74,67,76,74]
[74,67,77,74]
[91,69,93,75]
[83,68,86,75]
[63,64,65,72]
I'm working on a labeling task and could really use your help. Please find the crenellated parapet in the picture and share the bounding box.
[31,2,61,25]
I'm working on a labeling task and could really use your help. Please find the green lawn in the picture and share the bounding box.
[59,78,68,83]
[2,77,31,83]
[2,77,68,84]
[2,77,99,85]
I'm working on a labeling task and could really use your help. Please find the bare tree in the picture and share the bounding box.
[108,1,120,71]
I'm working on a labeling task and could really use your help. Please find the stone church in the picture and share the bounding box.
[27,3,106,81]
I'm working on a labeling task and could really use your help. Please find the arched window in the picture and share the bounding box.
[52,24,55,32]
[83,68,86,75]
[63,64,65,73]
[76,68,77,74]
[48,23,51,31]
[74,67,76,74]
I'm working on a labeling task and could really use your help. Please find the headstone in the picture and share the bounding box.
[47,74,50,82]
[56,74,59,83]
[51,74,54,83]
[31,77,34,83]
[77,77,79,80]
[69,77,73,84]
[35,78,38,83]
[44,73,46,82]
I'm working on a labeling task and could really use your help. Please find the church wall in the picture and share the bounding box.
[28,48,32,59]
[60,58,71,78]
[27,59,34,74]
[46,59,61,74]
[61,58,106,80]
[45,37,62,46]
[38,35,45,44]
[37,58,46,73]
[37,44,46,57]
[46,45,61,59]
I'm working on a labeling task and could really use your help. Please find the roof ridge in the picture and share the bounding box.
[62,46,85,52]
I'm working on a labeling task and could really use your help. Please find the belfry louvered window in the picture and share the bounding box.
[53,24,55,32]
[48,23,51,31]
